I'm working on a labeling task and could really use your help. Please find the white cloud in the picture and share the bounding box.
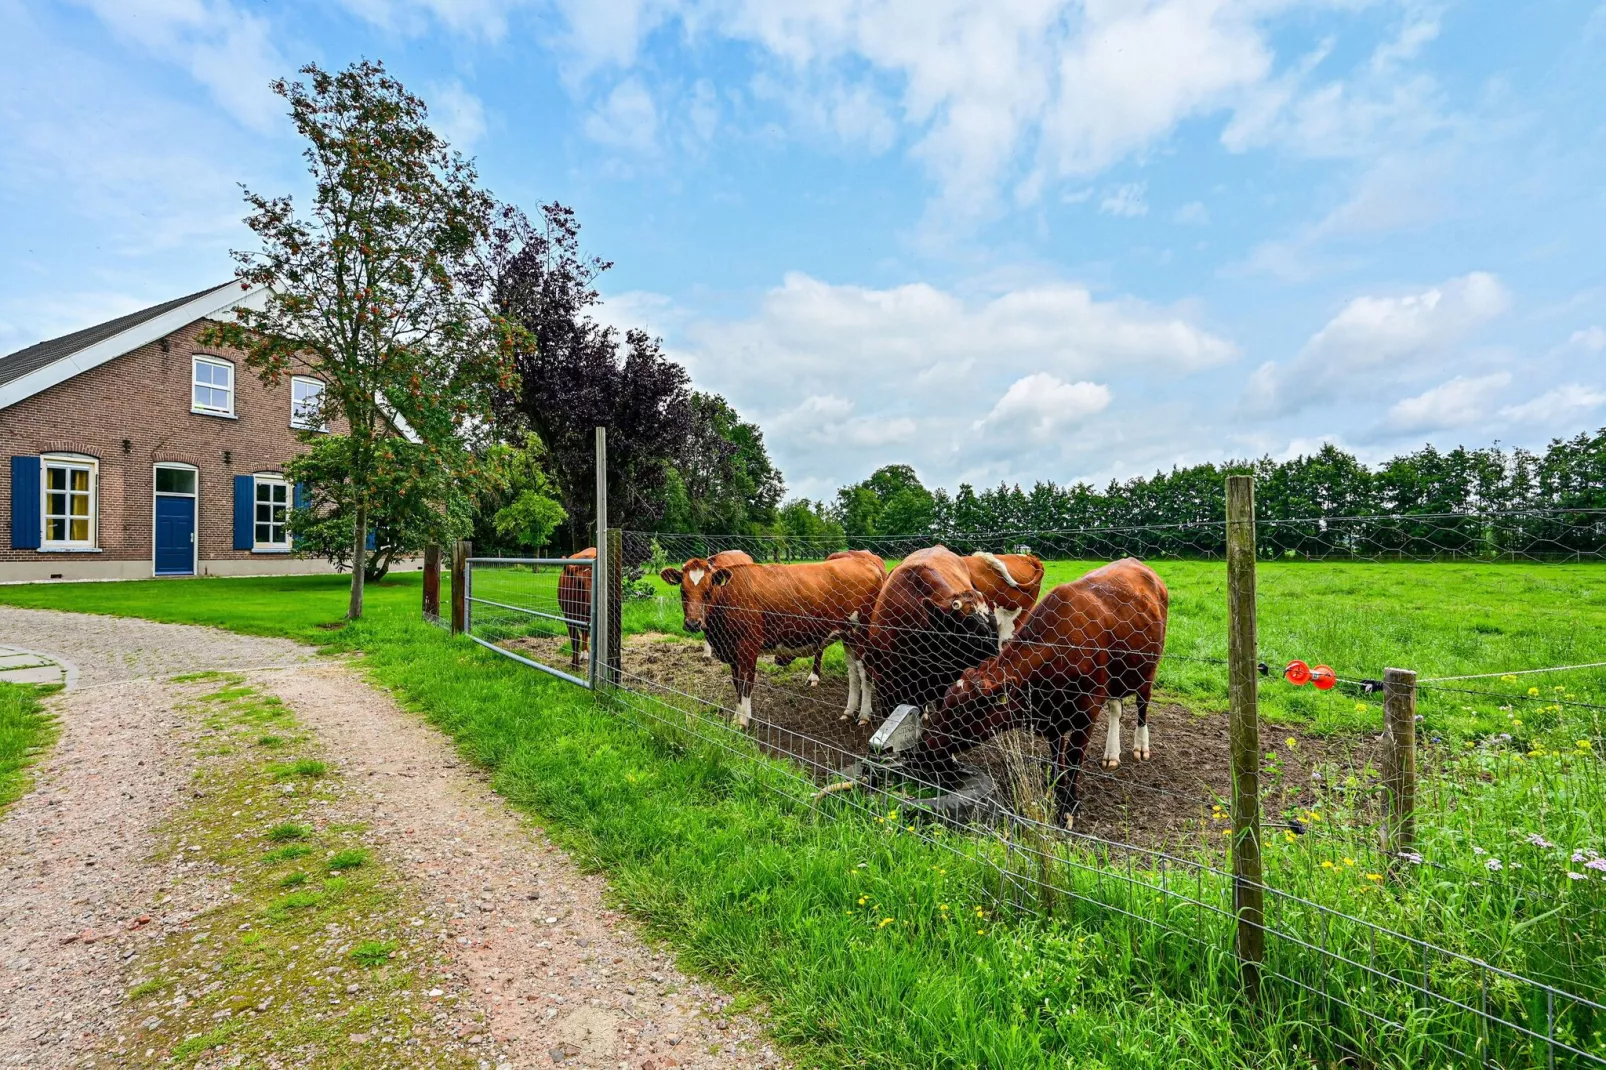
[630,269,1235,495]
[1500,384,1606,427]
[337,0,532,41]
[1568,326,1606,353]
[1173,200,1210,225]
[584,77,659,151]
[428,80,488,150]
[1380,372,1511,435]
[974,373,1111,438]
[1243,271,1510,416]
[72,0,286,131]
[1100,183,1148,218]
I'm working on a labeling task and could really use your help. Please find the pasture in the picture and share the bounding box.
[0,564,1602,1065]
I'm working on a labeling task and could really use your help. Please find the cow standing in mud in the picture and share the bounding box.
[700,551,886,728]
[557,547,598,671]
[857,546,1001,726]
[913,558,1169,829]
[661,550,755,661]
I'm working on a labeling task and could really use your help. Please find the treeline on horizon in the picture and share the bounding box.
[645,429,1606,562]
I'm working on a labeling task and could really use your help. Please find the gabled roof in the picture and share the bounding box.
[0,280,264,411]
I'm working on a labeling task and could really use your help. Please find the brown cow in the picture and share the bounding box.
[917,558,1169,828]
[661,550,756,661]
[857,546,999,727]
[702,551,886,728]
[965,551,1045,647]
[557,547,598,670]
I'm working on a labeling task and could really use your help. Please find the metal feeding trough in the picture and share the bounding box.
[829,704,998,828]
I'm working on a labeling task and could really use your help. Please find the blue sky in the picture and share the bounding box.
[2,1,1603,500]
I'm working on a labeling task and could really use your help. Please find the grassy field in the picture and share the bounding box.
[620,558,1606,735]
[0,681,58,813]
[0,568,1601,1065]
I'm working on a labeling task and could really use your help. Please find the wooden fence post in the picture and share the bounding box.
[1225,474,1264,1002]
[422,543,441,620]
[1382,667,1418,862]
[450,539,470,635]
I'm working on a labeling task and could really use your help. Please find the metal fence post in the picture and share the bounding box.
[592,427,608,691]
[423,543,441,620]
[450,539,469,635]
[1225,474,1264,1001]
[606,528,623,688]
[1383,667,1418,862]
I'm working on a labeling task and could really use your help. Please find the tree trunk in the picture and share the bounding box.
[348,501,368,620]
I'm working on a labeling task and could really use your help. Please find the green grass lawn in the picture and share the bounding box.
[0,682,58,813]
[0,567,1601,1066]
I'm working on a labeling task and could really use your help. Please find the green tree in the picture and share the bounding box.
[205,61,519,619]
[476,433,568,553]
[287,435,471,582]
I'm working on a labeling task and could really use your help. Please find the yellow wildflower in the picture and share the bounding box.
[1284,831,1296,843]
[1343,857,1356,866]
[1365,873,1383,882]
[1528,687,1540,697]
[1321,860,1335,869]
[1500,675,1518,684]
[1286,737,1297,749]
[1577,740,1593,750]
[857,896,867,905]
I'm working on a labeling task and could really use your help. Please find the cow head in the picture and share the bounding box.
[661,557,720,633]
[924,588,996,638]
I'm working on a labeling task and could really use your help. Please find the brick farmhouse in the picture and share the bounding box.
[0,281,346,583]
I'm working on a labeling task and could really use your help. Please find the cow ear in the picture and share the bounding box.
[660,567,682,585]
[711,568,734,587]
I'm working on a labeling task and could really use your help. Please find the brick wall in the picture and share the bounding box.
[0,317,336,580]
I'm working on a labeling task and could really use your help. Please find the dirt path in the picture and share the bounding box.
[0,608,780,1069]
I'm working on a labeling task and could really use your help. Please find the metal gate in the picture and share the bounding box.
[463,553,599,688]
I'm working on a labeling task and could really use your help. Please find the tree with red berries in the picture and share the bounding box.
[205,60,522,619]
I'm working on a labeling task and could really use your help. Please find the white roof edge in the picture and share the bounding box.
[0,281,266,412]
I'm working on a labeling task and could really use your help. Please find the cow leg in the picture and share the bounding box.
[1133,681,1154,761]
[702,641,713,660]
[840,647,861,722]
[1053,703,1098,829]
[808,645,823,687]
[1100,697,1123,770]
[730,642,758,730]
[856,661,875,726]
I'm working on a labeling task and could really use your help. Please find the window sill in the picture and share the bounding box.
[290,423,329,433]
[38,546,102,553]
[252,547,291,554]
[191,408,238,420]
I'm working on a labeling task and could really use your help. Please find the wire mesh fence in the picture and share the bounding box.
[449,505,1606,1066]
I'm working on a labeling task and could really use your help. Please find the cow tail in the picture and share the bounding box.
[972,551,1019,588]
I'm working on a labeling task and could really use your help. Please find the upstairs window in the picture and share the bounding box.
[42,455,96,547]
[192,356,234,416]
[254,475,289,549]
[290,376,326,430]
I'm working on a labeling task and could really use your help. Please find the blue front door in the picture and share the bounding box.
[154,495,195,575]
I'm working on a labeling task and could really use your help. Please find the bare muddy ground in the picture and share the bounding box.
[510,630,1382,847]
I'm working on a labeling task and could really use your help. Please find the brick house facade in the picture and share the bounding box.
[0,281,343,583]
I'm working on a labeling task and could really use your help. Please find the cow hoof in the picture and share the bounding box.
[807,673,819,687]
[1133,746,1152,761]
[838,713,851,722]
[856,716,870,727]
[1100,757,1120,770]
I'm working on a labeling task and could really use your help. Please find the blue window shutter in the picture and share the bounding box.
[10,457,39,550]
[365,528,377,551]
[293,481,309,512]
[233,475,254,550]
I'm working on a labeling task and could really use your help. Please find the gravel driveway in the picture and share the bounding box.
[0,607,780,1069]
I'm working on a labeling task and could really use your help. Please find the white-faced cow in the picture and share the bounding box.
[700,551,886,728]
[661,550,756,660]
[857,546,999,727]
[557,547,598,670]
[914,558,1169,828]
[964,551,1045,648]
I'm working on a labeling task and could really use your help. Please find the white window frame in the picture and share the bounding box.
[289,375,326,431]
[253,473,291,553]
[40,453,98,551]
[151,462,199,576]
[191,355,235,418]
